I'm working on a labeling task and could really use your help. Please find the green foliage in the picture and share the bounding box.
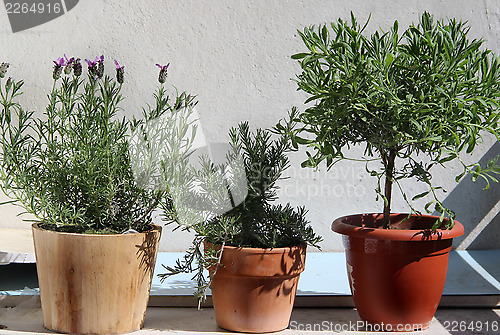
[278,12,500,228]
[201,122,321,248]
[0,60,195,234]
[159,122,322,304]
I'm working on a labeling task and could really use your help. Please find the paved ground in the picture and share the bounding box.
[1,236,499,334]
[0,306,499,334]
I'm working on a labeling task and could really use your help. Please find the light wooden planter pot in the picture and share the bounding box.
[32,223,161,334]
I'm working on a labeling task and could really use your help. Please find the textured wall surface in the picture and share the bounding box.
[0,0,499,251]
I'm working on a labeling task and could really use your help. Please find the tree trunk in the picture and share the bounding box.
[383,150,397,228]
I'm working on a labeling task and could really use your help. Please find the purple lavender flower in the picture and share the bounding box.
[63,54,75,75]
[85,58,95,67]
[54,57,65,67]
[114,60,124,84]
[73,58,82,77]
[96,55,104,79]
[156,63,170,84]
[53,57,66,80]
[0,62,9,78]
[85,57,98,78]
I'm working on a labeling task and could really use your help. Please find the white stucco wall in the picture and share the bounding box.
[0,0,498,251]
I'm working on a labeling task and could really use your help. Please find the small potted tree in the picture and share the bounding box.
[0,58,196,334]
[160,122,322,333]
[276,12,500,330]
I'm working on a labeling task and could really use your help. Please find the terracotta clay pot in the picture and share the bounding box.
[208,244,306,333]
[332,214,464,331]
[32,223,161,334]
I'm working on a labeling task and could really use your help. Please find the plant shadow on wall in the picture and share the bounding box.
[436,141,500,249]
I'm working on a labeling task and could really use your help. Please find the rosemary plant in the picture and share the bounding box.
[160,122,322,304]
[276,12,500,228]
[0,57,195,234]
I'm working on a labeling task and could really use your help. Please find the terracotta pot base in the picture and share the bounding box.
[332,214,464,331]
[208,244,307,333]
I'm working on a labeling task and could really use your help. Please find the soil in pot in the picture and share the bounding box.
[332,213,464,331]
[32,223,161,334]
[208,244,306,333]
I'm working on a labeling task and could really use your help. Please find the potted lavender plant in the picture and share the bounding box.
[0,57,196,334]
[276,12,500,330]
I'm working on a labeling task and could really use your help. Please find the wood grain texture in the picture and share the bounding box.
[32,224,161,334]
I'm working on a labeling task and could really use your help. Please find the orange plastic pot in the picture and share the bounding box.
[332,214,464,331]
[208,244,306,333]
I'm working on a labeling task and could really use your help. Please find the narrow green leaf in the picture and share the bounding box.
[412,190,430,201]
[291,53,309,60]
[385,53,394,68]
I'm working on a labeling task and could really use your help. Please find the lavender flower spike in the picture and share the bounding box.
[85,58,98,79]
[114,59,124,69]
[73,58,82,77]
[63,54,75,75]
[114,60,124,84]
[156,63,170,84]
[54,57,65,67]
[53,57,66,80]
[96,55,104,79]
[0,62,9,78]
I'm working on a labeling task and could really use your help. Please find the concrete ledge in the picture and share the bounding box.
[2,250,500,308]
[147,295,500,308]
[1,307,499,334]
[3,293,499,310]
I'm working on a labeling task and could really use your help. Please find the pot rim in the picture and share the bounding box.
[205,242,307,254]
[331,213,464,241]
[31,222,161,237]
